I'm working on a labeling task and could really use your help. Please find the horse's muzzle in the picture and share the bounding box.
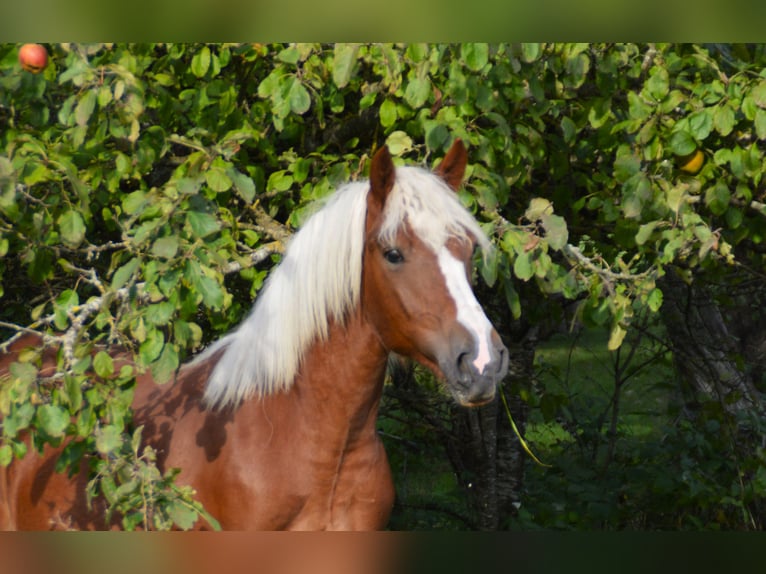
[441,330,509,407]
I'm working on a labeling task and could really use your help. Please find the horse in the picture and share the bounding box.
[0,139,509,530]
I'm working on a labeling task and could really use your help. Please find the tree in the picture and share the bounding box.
[2,43,766,529]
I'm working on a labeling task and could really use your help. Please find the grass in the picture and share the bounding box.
[526,325,676,454]
[510,324,693,529]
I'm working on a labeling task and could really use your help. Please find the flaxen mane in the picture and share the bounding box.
[195,165,489,408]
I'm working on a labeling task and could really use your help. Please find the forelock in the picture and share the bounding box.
[377,166,489,253]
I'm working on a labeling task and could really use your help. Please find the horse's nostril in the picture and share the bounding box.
[495,346,509,377]
[456,351,473,376]
[456,351,473,386]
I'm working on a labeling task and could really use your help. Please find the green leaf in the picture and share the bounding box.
[520,43,541,63]
[386,131,413,156]
[333,44,359,88]
[191,46,211,78]
[9,360,38,386]
[291,158,311,183]
[131,425,144,454]
[115,152,132,176]
[688,109,713,141]
[501,228,526,254]
[75,89,97,127]
[404,77,431,109]
[0,444,12,466]
[560,116,577,143]
[755,109,766,140]
[461,43,489,72]
[167,500,198,530]
[751,80,766,108]
[380,99,397,128]
[504,281,522,320]
[742,95,758,120]
[277,46,301,65]
[151,344,179,384]
[195,274,224,309]
[4,403,35,437]
[668,130,696,156]
[659,90,686,114]
[228,169,256,203]
[587,98,611,129]
[64,375,83,415]
[37,404,70,438]
[153,72,176,87]
[635,221,659,245]
[151,235,179,260]
[525,198,553,221]
[177,178,203,196]
[480,248,498,287]
[628,92,652,122]
[93,351,114,379]
[205,168,233,193]
[58,210,86,248]
[95,425,123,455]
[267,170,293,192]
[622,194,642,219]
[186,211,220,239]
[122,190,147,215]
[646,67,669,101]
[714,105,735,136]
[565,53,590,88]
[647,288,663,312]
[705,182,731,216]
[145,301,175,326]
[53,289,79,330]
[425,123,449,152]
[111,257,139,290]
[288,80,311,115]
[726,207,744,229]
[139,328,165,365]
[613,155,641,183]
[541,213,568,251]
[513,251,535,281]
[158,268,182,298]
[607,323,627,351]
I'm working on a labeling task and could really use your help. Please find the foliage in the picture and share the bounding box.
[2,43,766,529]
[521,327,766,530]
[86,425,221,530]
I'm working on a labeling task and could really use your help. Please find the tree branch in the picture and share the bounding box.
[0,242,285,366]
[249,203,293,243]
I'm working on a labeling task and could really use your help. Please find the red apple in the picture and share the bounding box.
[18,43,48,74]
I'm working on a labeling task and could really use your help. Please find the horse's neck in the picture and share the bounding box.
[228,308,389,445]
[291,309,389,431]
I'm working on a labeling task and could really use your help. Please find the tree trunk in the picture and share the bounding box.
[659,269,764,417]
[447,332,535,529]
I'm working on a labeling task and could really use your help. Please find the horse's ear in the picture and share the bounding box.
[369,144,396,210]
[436,138,467,191]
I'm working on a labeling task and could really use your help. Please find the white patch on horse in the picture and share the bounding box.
[437,246,493,374]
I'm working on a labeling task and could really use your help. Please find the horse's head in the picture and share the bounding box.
[362,140,509,407]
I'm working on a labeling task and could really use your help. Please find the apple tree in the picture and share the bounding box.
[2,43,766,529]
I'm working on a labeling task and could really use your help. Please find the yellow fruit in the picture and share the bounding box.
[678,149,704,175]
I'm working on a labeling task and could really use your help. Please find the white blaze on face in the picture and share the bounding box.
[437,246,494,374]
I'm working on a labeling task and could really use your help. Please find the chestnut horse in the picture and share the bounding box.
[0,140,508,530]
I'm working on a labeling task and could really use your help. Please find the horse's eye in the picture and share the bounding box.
[383,248,404,264]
